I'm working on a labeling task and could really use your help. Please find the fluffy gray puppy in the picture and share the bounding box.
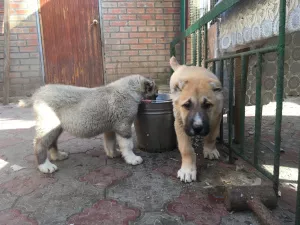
[19,75,157,173]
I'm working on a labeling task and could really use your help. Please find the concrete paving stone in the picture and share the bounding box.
[0,175,56,196]
[67,199,140,225]
[78,165,132,188]
[15,178,104,225]
[134,212,196,225]
[58,137,104,154]
[107,171,183,211]
[220,212,260,225]
[0,209,38,225]
[0,193,19,211]
[167,190,228,225]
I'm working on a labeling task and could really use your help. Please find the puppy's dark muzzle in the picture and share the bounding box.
[184,124,210,137]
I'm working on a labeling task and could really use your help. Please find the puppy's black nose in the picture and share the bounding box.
[193,124,203,134]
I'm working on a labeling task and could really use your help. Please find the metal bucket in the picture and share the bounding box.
[134,94,177,153]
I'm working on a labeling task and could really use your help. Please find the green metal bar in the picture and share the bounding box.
[180,0,186,64]
[254,53,263,167]
[205,46,277,63]
[273,0,286,197]
[204,24,208,68]
[212,61,216,74]
[239,56,247,155]
[197,28,202,66]
[171,0,240,47]
[296,159,300,224]
[192,32,197,66]
[219,60,224,143]
[228,58,234,163]
[224,143,274,181]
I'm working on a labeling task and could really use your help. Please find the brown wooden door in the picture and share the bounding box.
[39,0,104,87]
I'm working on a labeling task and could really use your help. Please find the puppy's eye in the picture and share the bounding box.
[203,101,213,109]
[182,100,192,110]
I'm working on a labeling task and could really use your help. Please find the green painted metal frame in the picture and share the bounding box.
[170,0,299,223]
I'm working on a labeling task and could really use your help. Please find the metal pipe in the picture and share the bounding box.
[254,53,263,167]
[273,0,286,196]
[228,58,234,163]
[239,56,248,155]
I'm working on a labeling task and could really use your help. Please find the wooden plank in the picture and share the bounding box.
[39,0,104,87]
[3,0,10,105]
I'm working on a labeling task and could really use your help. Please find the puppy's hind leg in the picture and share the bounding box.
[115,126,143,165]
[104,131,121,158]
[49,128,69,161]
[34,125,62,173]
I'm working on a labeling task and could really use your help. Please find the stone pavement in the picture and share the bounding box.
[0,100,298,225]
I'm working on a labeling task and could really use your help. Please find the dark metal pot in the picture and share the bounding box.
[134,94,177,153]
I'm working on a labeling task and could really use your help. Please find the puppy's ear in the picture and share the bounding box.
[209,79,222,92]
[170,56,181,71]
[170,79,187,101]
[144,78,155,93]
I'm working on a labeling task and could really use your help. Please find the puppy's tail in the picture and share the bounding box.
[18,98,33,108]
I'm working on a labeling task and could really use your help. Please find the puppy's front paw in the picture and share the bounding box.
[203,148,220,160]
[124,155,143,165]
[106,150,121,158]
[50,150,69,161]
[177,167,197,183]
[38,158,58,173]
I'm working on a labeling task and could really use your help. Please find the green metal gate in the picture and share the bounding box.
[170,0,300,224]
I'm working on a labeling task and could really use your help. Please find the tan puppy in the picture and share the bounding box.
[169,56,224,182]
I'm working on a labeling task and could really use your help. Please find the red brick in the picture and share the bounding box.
[118,2,136,7]
[121,39,138,44]
[147,20,164,26]
[148,32,165,38]
[149,56,166,61]
[120,27,137,32]
[103,15,118,20]
[10,3,28,9]
[138,26,156,32]
[130,56,148,62]
[105,39,120,45]
[140,62,158,67]
[157,49,170,55]
[128,21,146,26]
[119,15,137,20]
[165,20,180,26]
[146,8,163,14]
[127,8,145,14]
[130,32,147,38]
[131,44,148,50]
[121,50,139,56]
[111,33,128,38]
[157,26,174,32]
[137,2,155,7]
[18,34,37,40]
[111,45,130,50]
[155,15,173,20]
[157,37,172,43]
[110,57,130,62]
[139,50,157,56]
[164,8,180,13]
[154,2,173,7]
[106,63,120,69]
[19,46,38,52]
[102,2,117,8]
[137,14,155,20]
[139,38,156,44]
[12,9,32,15]
[108,8,126,14]
[131,68,149,73]
[110,21,128,26]
[122,62,140,68]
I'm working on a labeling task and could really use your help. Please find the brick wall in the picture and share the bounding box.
[101,0,180,84]
[0,0,42,98]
